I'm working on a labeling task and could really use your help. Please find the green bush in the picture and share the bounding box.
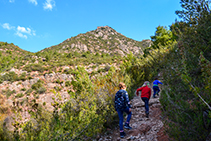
[0,71,19,83]
[65,81,71,87]
[21,88,26,91]
[2,89,16,98]
[25,88,33,95]
[19,72,27,81]
[15,93,24,98]
[37,87,46,94]
[54,79,63,84]
[23,64,47,72]
[155,1,211,140]
[31,80,46,94]
[6,50,12,54]
[27,76,33,80]
[54,86,62,91]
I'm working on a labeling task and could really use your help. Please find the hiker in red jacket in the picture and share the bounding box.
[136,81,151,118]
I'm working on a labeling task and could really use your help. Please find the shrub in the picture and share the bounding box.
[54,79,63,84]
[0,71,19,83]
[54,86,62,91]
[19,72,27,81]
[15,93,24,98]
[2,89,16,98]
[27,76,33,80]
[17,82,22,85]
[31,79,46,94]
[23,64,47,72]
[95,52,100,56]
[6,50,12,54]
[21,88,26,91]
[25,88,33,95]
[73,51,81,57]
[65,81,71,87]
[37,87,46,94]
[66,53,73,58]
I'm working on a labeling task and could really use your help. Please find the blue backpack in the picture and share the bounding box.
[115,90,127,110]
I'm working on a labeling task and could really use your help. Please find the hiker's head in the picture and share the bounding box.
[119,82,126,90]
[142,81,150,87]
[154,77,158,80]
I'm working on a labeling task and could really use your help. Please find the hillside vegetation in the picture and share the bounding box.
[149,0,211,140]
[0,42,33,72]
[0,0,210,140]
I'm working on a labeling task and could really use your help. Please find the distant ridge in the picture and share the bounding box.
[0,41,32,57]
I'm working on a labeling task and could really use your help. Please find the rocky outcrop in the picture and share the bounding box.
[0,63,117,113]
[3,116,15,132]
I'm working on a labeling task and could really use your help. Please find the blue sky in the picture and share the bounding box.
[0,0,182,52]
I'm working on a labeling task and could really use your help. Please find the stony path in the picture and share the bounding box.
[98,94,169,141]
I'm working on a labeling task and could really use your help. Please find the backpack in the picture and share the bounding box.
[115,90,127,110]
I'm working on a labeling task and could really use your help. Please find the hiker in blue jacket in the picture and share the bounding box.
[115,82,132,138]
[153,77,163,98]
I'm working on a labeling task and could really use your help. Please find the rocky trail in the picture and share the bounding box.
[98,94,169,141]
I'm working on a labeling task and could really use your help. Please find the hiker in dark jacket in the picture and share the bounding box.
[153,77,163,98]
[115,82,132,138]
[136,81,151,118]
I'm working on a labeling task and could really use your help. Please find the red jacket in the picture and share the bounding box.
[136,86,151,99]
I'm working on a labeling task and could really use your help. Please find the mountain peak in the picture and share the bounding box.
[42,26,152,56]
[96,26,115,32]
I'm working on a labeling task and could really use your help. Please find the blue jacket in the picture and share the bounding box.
[153,80,163,86]
[114,89,131,111]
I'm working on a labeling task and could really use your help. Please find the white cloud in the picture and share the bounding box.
[2,23,14,30]
[28,0,38,6]
[1,23,36,39]
[9,0,15,3]
[16,32,28,39]
[43,0,55,11]
[17,26,31,34]
[16,26,36,38]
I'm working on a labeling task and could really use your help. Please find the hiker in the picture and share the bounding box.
[136,81,151,118]
[115,82,132,138]
[153,77,163,98]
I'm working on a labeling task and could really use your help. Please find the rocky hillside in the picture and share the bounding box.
[0,26,151,113]
[0,26,153,140]
[40,26,152,56]
[0,26,152,113]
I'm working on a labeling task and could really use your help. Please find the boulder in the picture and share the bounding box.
[3,116,15,132]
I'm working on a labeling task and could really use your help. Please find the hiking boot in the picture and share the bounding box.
[146,113,149,118]
[153,96,157,98]
[120,132,126,138]
[124,123,132,130]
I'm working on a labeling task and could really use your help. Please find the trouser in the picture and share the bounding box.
[117,107,132,131]
[141,97,149,114]
[153,86,160,97]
